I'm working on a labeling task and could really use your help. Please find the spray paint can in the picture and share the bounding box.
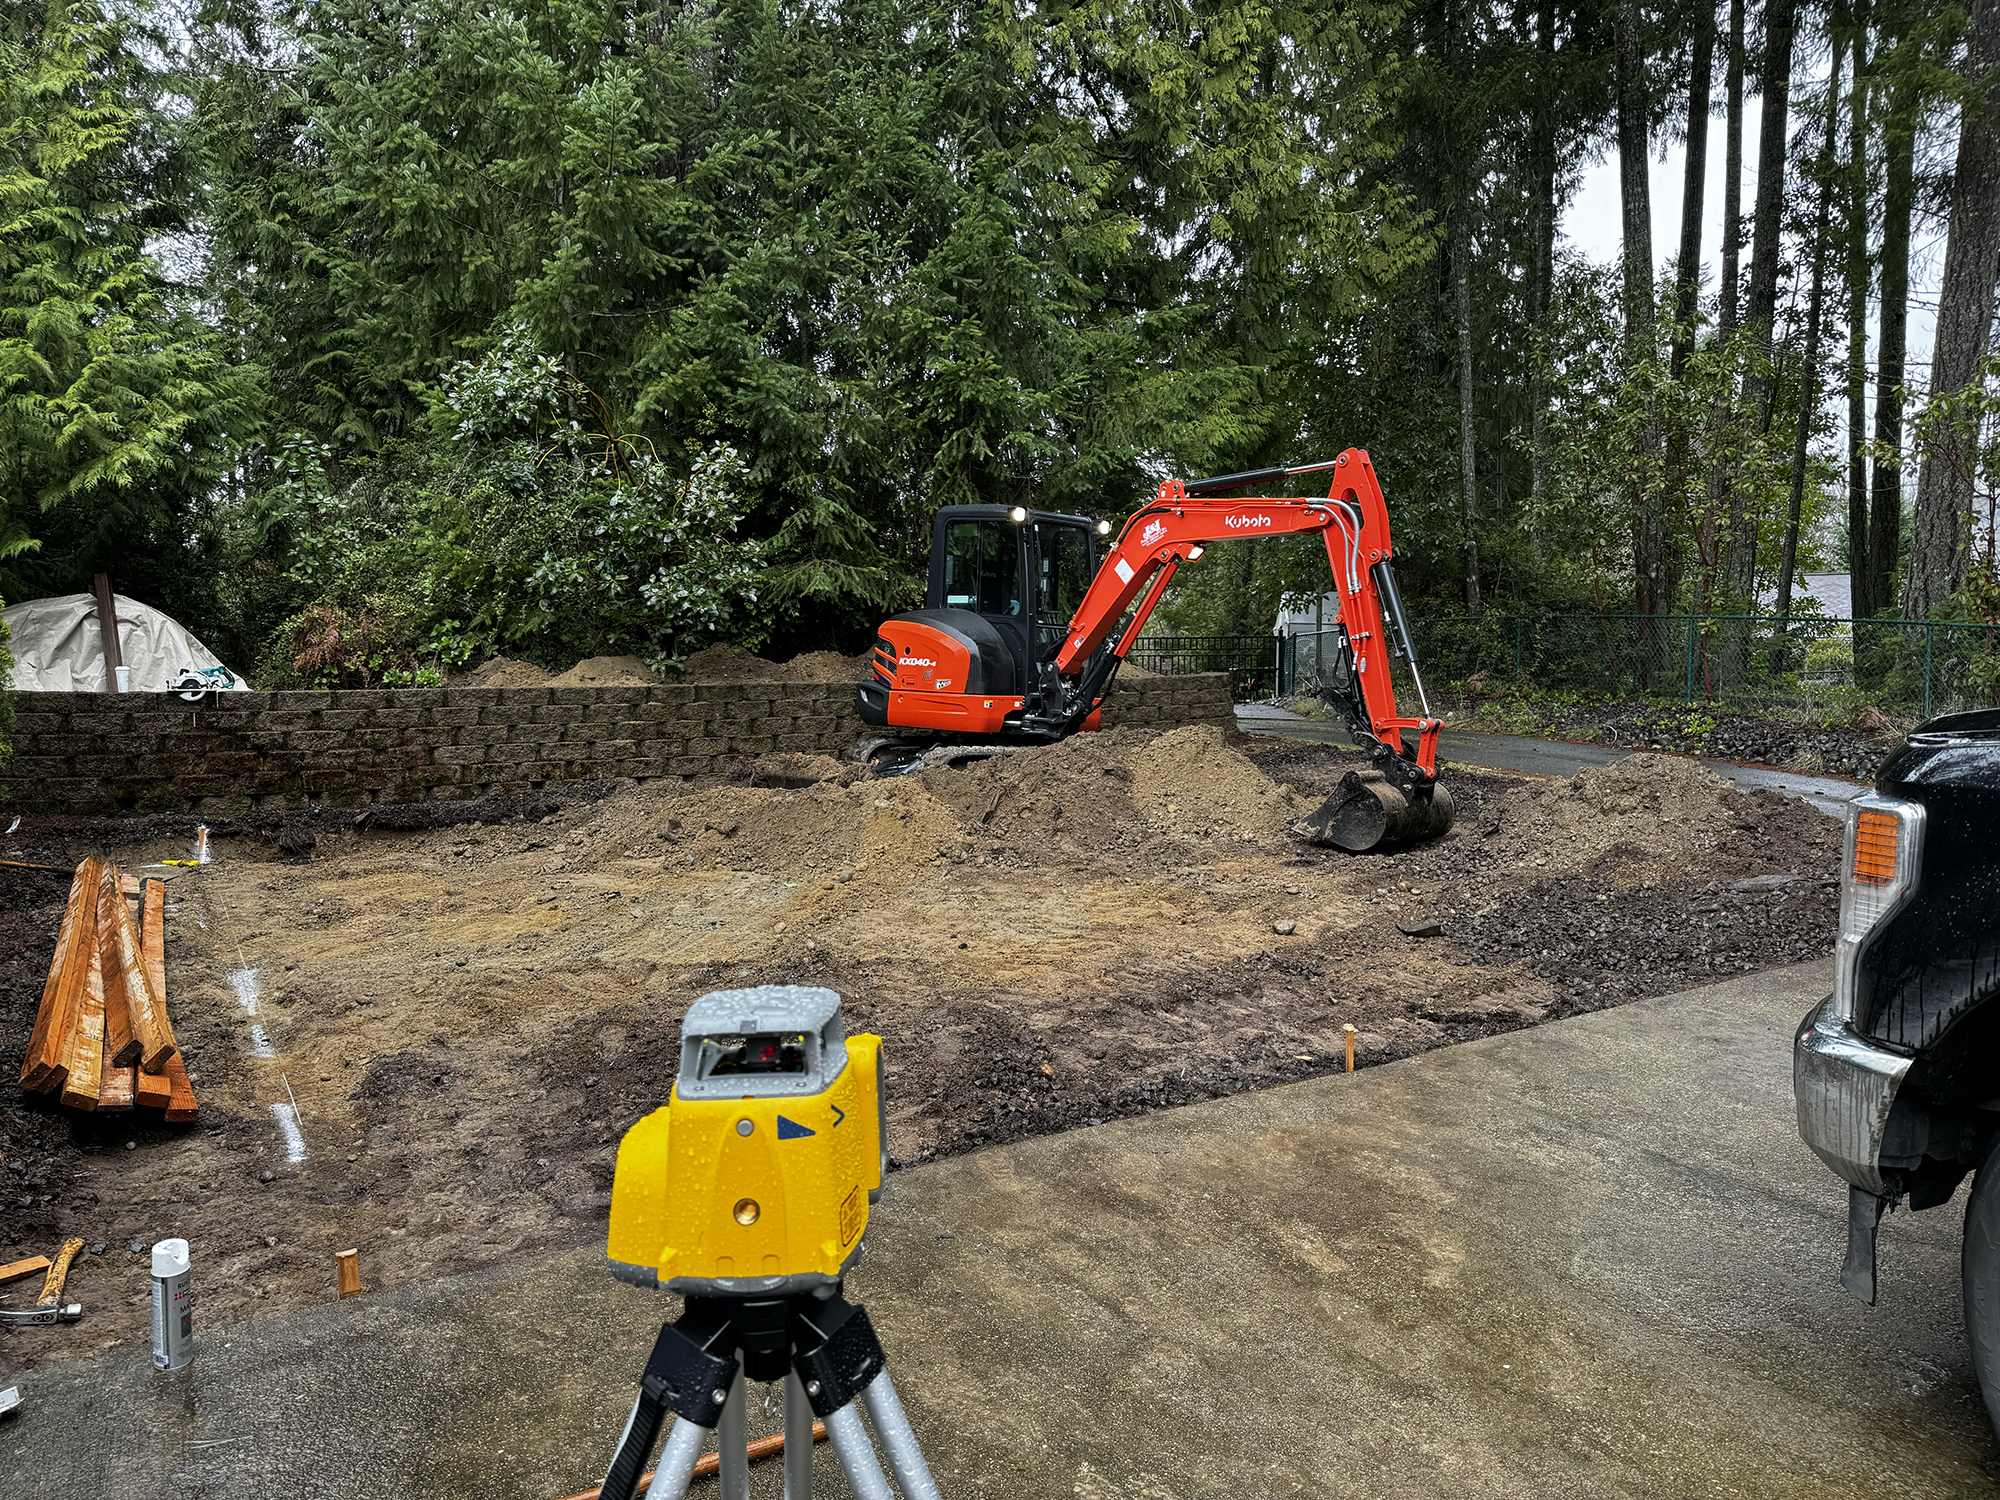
[151,1238,193,1371]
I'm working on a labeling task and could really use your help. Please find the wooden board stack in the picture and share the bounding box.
[18,860,195,1120]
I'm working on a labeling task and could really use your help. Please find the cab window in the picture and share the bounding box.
[943,521,1021,616]
[1035,523,1092,624]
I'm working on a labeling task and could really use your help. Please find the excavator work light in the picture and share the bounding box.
[1008,505,1028,522]
[606,986,885,1296]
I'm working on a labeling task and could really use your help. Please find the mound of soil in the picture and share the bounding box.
[455,657,552,688]
[1474,752,1835,884]
[679,644,870,684]
[1131,725,1304,840]
[549,655,662,688]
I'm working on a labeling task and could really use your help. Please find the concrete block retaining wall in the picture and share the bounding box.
[0,673,1236,816]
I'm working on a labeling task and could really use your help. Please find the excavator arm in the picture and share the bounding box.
[1016,451,1449,850]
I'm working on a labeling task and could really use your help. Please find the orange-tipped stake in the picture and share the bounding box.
[1344,1024,1357,1074]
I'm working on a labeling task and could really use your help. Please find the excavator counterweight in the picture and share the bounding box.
[854,450,1453,853]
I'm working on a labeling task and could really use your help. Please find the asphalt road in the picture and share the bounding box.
[5,958,1992,1497]
[1237,710,1869,815]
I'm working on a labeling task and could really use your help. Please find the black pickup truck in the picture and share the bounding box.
[1795,706,2000,1427]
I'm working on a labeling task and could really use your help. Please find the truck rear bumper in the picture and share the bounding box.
[1794,992,1914,1197]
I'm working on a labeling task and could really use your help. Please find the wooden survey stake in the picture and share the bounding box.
[57,920,106,1110]
[335,1248,361,1299]
[20,859,101,1090]
[98,865,175,1074]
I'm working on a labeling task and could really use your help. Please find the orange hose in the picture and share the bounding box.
[555,1421,827,1500]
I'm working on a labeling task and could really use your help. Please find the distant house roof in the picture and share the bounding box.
[1758,572,1852,619]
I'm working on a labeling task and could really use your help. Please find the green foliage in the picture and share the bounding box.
[0,1,258,610]
[187,0,1424,654]
[227,337,764,687]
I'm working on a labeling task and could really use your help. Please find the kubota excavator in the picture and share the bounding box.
[854,448,1454,853]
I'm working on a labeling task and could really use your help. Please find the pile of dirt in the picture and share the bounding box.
[678,643,870,684]
[455,657,552,688]
[1130,726,1305,841]
[1471,752,1839,885]
[549,655,662,688]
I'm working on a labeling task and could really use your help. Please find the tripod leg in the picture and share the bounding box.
[716,1368,750,1500]
[859,1371,942,1500]
[640,1419,707,1500]
[783,1372,815,1500]
[822,1402,896,1500]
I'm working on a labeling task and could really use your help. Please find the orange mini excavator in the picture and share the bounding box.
[854,449,1455,853]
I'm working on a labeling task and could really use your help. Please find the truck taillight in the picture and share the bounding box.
[1833,794,1926,1022]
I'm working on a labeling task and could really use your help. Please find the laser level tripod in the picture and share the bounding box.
[597,1284,940,1500]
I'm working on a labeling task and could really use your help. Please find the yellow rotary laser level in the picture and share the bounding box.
[607,985,886,1295]
[597,987,939,1500]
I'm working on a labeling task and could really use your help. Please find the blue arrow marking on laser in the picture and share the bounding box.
[777,1116,816,1140]
[830,1105,845,1128]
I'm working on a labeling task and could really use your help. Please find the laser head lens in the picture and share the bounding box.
[733,1198,760,1226]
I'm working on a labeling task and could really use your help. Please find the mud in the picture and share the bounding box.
[0,729,1842,1372]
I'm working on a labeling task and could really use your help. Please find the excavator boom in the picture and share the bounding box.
[855,448,1453,852]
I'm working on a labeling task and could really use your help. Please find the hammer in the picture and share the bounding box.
[0,1238,84,1326]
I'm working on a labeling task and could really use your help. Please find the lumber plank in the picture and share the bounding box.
[162,1053,196,1122]
[58,920,106,1110]
[135,1062,173,1109]
[138,881,177,1112]
[0,1255,51,1285]
[20,859,100,1090]
[97,966,135,1110]
[98,1062,136,1111]
[98,865,175,1074]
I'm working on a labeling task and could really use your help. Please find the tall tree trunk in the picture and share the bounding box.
[1528,0,1558,517]
[1846,0,1874,616]
[1740,0,1799,427]
[1777,33,1846,629]
[1718,0,1749,339]
[1619,0,1667,625]
[1906,0,2000,619]
[1871,60,1917,618]
[1671,2,1716,381]
[1697,0,1749,631]
[1454,187,1482,616]
[1725,0,1797,609]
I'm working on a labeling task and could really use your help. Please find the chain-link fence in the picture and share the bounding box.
[1270,615,2000,719]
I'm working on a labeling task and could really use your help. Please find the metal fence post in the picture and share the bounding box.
[1924,623,1934,721]
[1685,617,1697,702]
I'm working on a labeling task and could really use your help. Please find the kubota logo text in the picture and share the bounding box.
[1141,519,1168,546]
[1225,513,1274,530]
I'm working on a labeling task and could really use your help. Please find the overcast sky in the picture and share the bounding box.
[1561,74,1948,454]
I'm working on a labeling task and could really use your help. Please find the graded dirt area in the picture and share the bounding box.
[0,728,1841,1373]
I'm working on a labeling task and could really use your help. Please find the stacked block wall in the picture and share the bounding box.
[0,673,1237,815]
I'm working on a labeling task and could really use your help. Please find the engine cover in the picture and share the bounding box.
[870,610,1018,696]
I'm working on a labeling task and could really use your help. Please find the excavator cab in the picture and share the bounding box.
[858,505,1110,737]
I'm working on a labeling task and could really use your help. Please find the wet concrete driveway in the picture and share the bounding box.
[6,957,1995,1497]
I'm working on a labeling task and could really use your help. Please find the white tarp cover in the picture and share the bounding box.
[2,593,248,693]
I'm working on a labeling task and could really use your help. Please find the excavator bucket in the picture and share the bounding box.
[1299,770,1456,854]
